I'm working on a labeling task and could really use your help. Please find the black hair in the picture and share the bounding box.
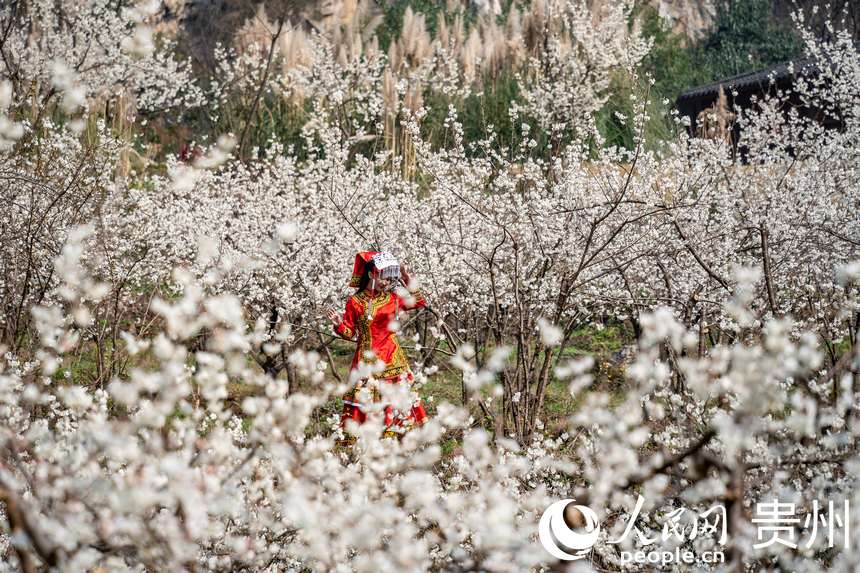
[357,260,376,293]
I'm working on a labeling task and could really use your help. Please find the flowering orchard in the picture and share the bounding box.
[1,1,860,571]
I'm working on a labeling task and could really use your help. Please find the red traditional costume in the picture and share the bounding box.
[334,251,429,437]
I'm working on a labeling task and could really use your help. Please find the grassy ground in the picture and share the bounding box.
[306,321,636,439]
[58,321,636,452]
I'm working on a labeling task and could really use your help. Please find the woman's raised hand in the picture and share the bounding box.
[326,308,341,326]
[399,261,412,285]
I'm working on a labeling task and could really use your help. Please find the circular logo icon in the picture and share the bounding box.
[538,499,601,561]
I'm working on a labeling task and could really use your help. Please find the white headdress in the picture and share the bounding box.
[371,251,400,281]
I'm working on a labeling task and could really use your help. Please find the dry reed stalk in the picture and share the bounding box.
[235,4,276,55]
[401,85,424,180]
[382,67,398,165]
[113,91,136,179]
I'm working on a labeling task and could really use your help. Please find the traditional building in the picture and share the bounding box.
[675,57,844,147]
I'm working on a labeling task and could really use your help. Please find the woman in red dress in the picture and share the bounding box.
[326,251,429,438]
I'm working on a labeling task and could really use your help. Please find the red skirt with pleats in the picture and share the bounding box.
[340,372,428,435]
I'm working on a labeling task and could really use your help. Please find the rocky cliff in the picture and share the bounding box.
[646,0,716,39]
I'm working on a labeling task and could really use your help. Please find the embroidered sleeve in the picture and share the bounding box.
[396,287,428,310]
[411,288,427,309]
[335,298,357,339]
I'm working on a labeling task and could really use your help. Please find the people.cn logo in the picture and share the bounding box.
[538,499,600,561]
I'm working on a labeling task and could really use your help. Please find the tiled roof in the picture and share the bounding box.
[676,57,818,102]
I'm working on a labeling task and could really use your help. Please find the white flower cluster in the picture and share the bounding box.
[1,0,201,114]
